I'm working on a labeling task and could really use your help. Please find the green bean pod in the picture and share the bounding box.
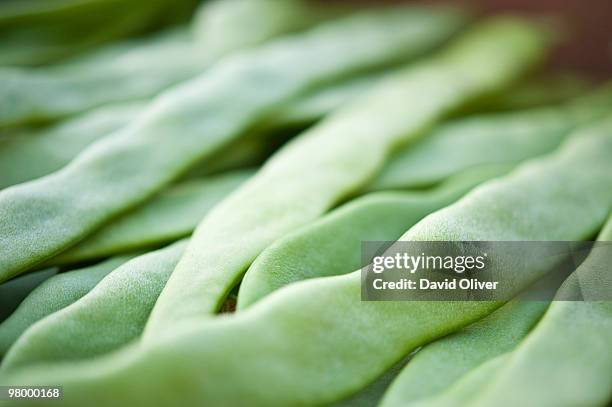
[400,216,612,407]
[0,269,56,323]
[378,300,549,407]
[467,217,612,407]
[237,166,511,309]
[1,240,187,371]
[0,7,466,282]
[0,0,197,66]
[0,102,144,189]
[145,18,547,335]
[0,0,334,127]
[1,112,610,407]
[48,170,252,265]
[0,256,135,356]
[369,84,612,191]
[400,355,509,407]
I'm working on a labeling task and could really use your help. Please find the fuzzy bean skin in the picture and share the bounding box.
[378,300,549,407]
[3,100,609,407]
[237,166,511,309]
[0,256,134,356]
[0,8,465,283]
[145,19,547,335]
[369,85,612,190]
[1,240,187,371]
[49,171,252,265]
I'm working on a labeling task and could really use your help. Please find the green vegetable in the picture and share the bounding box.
[0,256,135,356]
[0,0,334,128]
[192,0,339,56]
[399,355,508,407]
[0,0,197,66]
[0,269,56,323]
[369,84,612,191]
[0,7,465,283]
[378,300,549,407]
[0,102,144,189]
[1,115,610,406]
[468,216,612,407]
[0,71,393,191]
[145,18,547,335]
[1,241,187,370]
[237,166,511,309]
[49,170,252,265]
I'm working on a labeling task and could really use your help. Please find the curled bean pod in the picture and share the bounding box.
[49,170,252,265]
[237,166,511,309]
[369,84,612,191]
[146,18,547,335]
[3,109,609,407]
[0,7,466,282]
[1,240,188,371]
[0,256,135,356]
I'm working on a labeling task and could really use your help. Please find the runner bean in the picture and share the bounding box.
[49,170,252,265]
[369,84,612,191]
[0,0,331,127]
[468,217,612,407]
[237,166,511,309]
[145,18,548,334]
[0,7,465,282]
[0,256,135,356]
[1,112,610,406]
[1,240,187,370]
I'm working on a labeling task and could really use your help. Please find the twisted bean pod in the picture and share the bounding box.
[0,7,465,282]
[3,101,608,407]
[145,18,547,335]
[1,240,187,370]
[0,256,135,356]
[237,166,511,309]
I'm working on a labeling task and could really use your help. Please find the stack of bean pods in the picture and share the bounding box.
[0,1,610,406]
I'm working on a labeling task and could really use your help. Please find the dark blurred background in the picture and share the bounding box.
[335,0,611,78]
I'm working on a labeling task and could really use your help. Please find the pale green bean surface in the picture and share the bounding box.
[369,85,612,190]
[0,256,135,356]
[3,110,608,407]
[0,7,465,282]
[237,166,511,309]
[49,170,252,265]
[146,18,546,335]
[1,240,188,370]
